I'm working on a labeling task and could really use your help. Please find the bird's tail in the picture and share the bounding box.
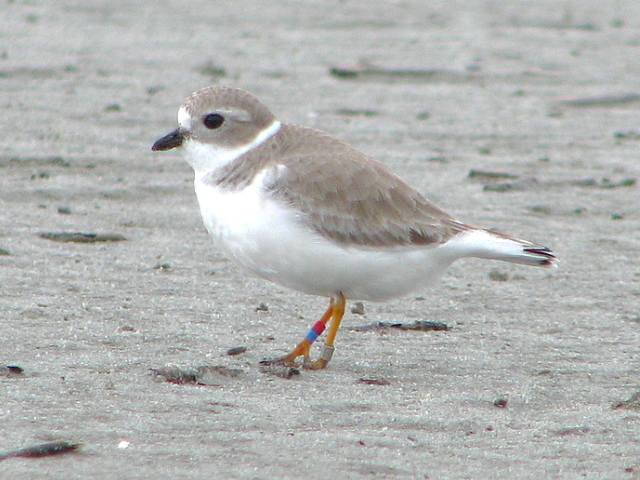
[448,228,557,267]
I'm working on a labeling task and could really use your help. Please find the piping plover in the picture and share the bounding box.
[152,86,556,369]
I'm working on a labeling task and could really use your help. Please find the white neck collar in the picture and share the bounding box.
[184,120,282,178]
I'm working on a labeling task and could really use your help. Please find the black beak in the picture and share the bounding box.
[151,129,184,151]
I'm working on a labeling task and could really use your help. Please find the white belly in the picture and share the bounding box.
[194,173,455,301]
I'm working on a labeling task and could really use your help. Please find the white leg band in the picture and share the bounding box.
[320,345,335,363]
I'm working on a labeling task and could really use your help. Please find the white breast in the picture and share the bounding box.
[193,171,457,302]
[194,169,295,279]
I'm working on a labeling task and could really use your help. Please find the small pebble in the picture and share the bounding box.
[255,303,269,312]
[146,85,164,95]
[527,205,551,215]
[197,62,227,77]
[30,171,50,180]
[351,302,365,315]
[226,346,247,356]
[57,206,71,215]
[493,397,508,408]
[614,129,640,140]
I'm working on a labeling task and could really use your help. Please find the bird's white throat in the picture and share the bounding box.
[182,119,282,177]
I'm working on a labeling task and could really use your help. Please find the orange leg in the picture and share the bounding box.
[305,293,346,370]
[269,293,347,370]
[279,300,333,365]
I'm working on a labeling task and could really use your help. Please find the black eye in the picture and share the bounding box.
[203,113,224,129]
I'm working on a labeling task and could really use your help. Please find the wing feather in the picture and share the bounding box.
[262,127,466,248]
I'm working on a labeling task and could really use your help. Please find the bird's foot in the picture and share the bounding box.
[260,343,334,370]
[260,340,310,368]
[260,293,344,371]
[301,345,334,370]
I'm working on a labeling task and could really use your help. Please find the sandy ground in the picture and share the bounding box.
[1,1,639,478]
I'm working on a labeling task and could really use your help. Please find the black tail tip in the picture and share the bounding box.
[523,247,557,267]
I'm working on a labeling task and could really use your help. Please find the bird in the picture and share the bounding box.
[152,86,556,370]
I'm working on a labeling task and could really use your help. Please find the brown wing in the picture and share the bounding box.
[263,127,467,248]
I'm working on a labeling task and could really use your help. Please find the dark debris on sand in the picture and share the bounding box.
[151,365,243,386]
[357,377,391,386]
[329,63,473,83]
[38,232,126,243]
[557,92,640,108]
[349,320,449,333]
[0,441,81,461]
[0,365,24,377]
[612,391,640,411]
[468,169,519,180]
[258,362,300,379]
